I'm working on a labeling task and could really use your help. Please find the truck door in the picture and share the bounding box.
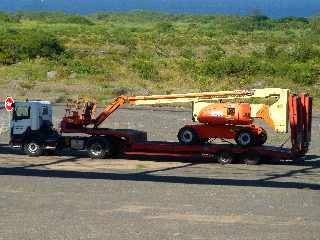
[11,103,32,136]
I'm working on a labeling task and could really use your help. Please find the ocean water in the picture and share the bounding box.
[0,0,320,18]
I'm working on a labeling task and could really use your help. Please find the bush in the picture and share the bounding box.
[206,45,226,61]
[60,15,94,25]
[107,28,137,48]
[0,28,64,65]
[156,21,175,32]
[0,12,20,23]
[14,11,94,25]
[310,16,320,33]
[278,16,309,24]
[203,55,259,77]
[292,43,320,62]
[90,11,178,23]
[265,45,278,59]
[67,57,103,75]
[225,16,274,32]
[286,64,317,85]
[131,58,160,81]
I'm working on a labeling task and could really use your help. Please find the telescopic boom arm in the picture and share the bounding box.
[93,90,254,128]
[93,96,127,128]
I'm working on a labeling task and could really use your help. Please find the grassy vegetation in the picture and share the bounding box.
[0,11,319,106]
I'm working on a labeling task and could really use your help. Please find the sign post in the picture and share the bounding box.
[5,97,14,112]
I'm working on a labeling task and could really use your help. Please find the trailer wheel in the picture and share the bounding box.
[216,152,234,165]
[178,127,199,145]
[24,141,43,157]
[243,154,261,165]
[235,129,255,147]
[87,138,112,159]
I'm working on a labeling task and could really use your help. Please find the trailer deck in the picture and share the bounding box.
[125,141,295,163]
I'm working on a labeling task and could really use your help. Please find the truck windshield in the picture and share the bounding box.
[14,106,30,120]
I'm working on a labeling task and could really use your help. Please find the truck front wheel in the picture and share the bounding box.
[24,141,43,157]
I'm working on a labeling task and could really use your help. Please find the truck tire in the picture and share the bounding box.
[24,141,44,157]
[235,129,255,147]
[178,127,199,145]
[87,138,112,159]
[242,154,261,165]
[216,151,234,165]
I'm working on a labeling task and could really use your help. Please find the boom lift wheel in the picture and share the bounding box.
[255,128,268,146]
[24,140,44,157]
[235,129,255,147]
[178,127,199,145]
[87,137,112,159]
[216,151,235,165]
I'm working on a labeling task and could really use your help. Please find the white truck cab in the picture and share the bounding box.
[11,101,53,135]
[10,101,59,156]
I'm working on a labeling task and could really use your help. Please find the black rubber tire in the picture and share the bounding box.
[87,138,112,159]
[216,152,234,165]
[178,127,199,145]
[23,140,44,157]
[255,129,268,146]
[235,129,255,147]
[243,154,261,165]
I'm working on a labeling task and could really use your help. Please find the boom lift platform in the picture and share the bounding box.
[9,88,312,165]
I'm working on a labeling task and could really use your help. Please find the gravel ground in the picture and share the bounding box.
[0,106,319,240]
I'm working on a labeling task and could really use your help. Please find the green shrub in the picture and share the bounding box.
[90,11,178,23]
[203,55,259,77]
[156,21,175,32]
[67,58,102,75]
[0,51,16,65]
[206,45,226,61]
[14,11,94,25]
[310,16,320,33]
[286,64,317,85]
[131,58,159,81]
[180,48,195,59]
[278,16,309,24]
[0,28,64,65]
[265,45,278,59]
[105,28,137,49]
[225,16,274,32]
[292,43,320,62]
[0,12,20,23]
[60,15,94,25]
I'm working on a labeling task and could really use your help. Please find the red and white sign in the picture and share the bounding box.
[5,97,14,112]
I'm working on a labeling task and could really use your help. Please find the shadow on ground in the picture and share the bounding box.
[0,165,319,190]
[0,145,319,190]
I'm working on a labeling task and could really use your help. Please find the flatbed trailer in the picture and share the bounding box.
[125,142,295,164]
[56,92,312,164]
[55,125,297,165]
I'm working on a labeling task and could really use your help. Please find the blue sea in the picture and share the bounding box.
[1,0,320,18]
